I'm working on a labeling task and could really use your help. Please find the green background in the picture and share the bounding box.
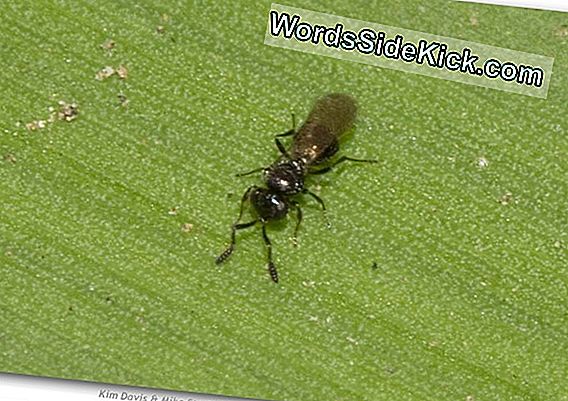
[1,1,566,400]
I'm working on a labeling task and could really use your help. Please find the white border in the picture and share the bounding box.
[2,2,563,401]
[0,373,264,401]
[457,0,568,12]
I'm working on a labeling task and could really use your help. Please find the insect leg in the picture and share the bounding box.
[276,129,295,138]
[236,185,256,221]
[275,113,296,137]
[261,222,279,283]
[216,186,257,264]
[309,156,378,175]
[290,200,303,247]
[236,167,265,177]
[275,138,291,158]
[302,189,331,228]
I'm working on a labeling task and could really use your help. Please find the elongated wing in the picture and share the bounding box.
[291,94,357,165]
[306,93,357,137]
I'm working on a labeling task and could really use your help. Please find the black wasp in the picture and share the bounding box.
[216,93,377,283]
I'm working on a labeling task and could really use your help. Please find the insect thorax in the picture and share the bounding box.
[264,158,306,195]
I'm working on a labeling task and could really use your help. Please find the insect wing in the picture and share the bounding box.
[291,93,357,165]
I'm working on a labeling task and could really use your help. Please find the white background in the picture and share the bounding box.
[2,1,565,401]
[458,0,568,11]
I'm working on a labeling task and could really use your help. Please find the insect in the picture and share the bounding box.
[216,93,377,283]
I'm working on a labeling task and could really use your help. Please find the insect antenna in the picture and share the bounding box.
[216,186,257,264]
[261,222,279,283]
[216,220,257,265]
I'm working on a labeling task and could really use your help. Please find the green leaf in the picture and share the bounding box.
[1,1,566,401]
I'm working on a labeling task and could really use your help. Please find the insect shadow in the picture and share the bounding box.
[216,93,377,283]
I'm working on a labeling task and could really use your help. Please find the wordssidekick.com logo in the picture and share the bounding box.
[264,4,553,98]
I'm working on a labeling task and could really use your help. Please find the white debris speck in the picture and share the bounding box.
[96,66,115,80]
[346,336,359,345]
[477,157,489,168]
[181,223,193,233]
